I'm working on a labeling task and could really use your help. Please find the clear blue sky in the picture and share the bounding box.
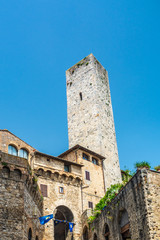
[0,0,159,171]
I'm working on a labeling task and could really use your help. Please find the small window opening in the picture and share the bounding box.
[47,158,50,162]
[85,171,90,181]
[92,157,98,165]
[83,153,89,161]
[64,164,70,172]
[59,187,64,194]
[79,92,82,100]
[88,201,93,209]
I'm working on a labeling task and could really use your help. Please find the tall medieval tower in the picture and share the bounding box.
[66,54,121,189]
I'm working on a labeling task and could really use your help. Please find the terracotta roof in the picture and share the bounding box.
[0,129,36,150]
[58,144,105,160]
[34,151,83,167]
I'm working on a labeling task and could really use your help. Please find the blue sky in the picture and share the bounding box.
[0,0,159,171]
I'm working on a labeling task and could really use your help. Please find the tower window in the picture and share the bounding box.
[59,187,64,194]
[79,92,82,100]
[85,171,90,180]
[83,153,89,161]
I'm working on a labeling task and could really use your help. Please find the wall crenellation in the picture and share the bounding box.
[34,167,82,187]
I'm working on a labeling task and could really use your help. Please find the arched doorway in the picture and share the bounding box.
[119,209,131,240]
[28,228,32,240]
[54,205,74,240]
[104,223,110,240]
[83,226,89,240]
[93,233,97,240]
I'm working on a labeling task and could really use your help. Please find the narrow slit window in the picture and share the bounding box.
[85,171,90,181]
[59,187,64,194]
[79,92,82,101]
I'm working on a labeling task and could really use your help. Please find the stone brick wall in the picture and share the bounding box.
[36,172,82,240]
[144,170,160,239]
[33,152,82,177]
[86,169,160,240]
[59,147,105,212]
[0,152,44,240]
[66,54,121,189]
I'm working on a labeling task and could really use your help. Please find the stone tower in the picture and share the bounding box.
[66,54,121,189]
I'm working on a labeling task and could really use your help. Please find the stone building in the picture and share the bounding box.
[0,129,106,240]
[0,55,160,240]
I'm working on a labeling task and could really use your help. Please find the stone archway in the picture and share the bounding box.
[54,205,74,240]
[82,226,89,240]
[119,209,131,240]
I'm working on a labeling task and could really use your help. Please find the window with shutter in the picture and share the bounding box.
[85,171,90,180]
[40,184,48,197]
[88,201,93,209]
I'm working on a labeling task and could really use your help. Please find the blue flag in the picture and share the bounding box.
[39,214,53,225]
[69,222,74,232]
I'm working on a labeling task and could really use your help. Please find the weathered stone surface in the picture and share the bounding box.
[85,170,160,240]
[0,152,44,240]
[66,54,122,189]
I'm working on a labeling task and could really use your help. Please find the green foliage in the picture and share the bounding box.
[154,165,160,171]
[88,183,123,224]
[122,169,134,183]
[88,167,136,224]
[135,161,151,169]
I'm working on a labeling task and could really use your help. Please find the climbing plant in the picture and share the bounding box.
[88,169,134,224]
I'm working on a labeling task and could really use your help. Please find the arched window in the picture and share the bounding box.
[19,148,28,159]
[119,209,131,240]
[28,228,32,240]
[8,145,18,156]
[35,236,38,240]
[104,224,110,240]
